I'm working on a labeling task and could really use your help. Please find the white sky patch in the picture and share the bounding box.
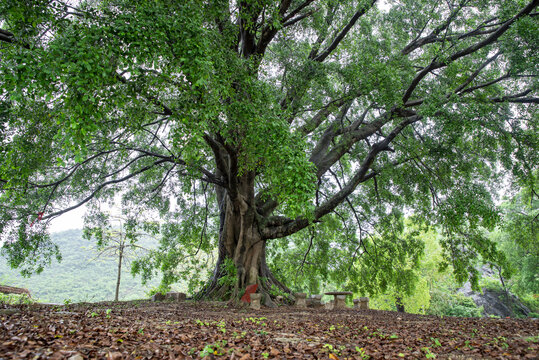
[49,206,85,232]
[378,0,392,12]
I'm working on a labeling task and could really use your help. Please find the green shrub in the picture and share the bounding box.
[479,277,503,292]
[217,258,237,288]
[528,312,539,318]
[146,284,171,297]
[427,290,482,317]
[446,302,483,318]
[0,293,33,305]
[520,294,539,313]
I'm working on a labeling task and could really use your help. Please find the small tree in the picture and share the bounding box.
[84,213,153,302]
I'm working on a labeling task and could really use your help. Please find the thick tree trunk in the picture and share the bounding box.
[197,172,289,301]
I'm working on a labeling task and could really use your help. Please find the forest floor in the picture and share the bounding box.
[1,300,538,359]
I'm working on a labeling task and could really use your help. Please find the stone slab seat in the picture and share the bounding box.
[250,293,262,310]
[0,285,31,298]
[294,293,307,308]
[353,297,370,310]
[165,292,187,301]
[325,291,353,309]
[309,294,323,308]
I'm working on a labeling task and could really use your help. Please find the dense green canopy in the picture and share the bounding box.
[0,0,537,297]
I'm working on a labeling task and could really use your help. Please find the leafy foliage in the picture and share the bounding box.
[487,179,539,311]
[0,0,537,295]
[0,292,33,305]
[427,291,483,318]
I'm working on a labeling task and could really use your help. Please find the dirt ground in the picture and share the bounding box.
[1,300,538,359]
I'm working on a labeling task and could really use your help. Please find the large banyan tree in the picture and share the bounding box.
[0,0,537,300]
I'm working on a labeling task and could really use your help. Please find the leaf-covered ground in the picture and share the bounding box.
[1,301,538,359]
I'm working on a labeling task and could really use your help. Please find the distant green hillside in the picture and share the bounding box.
[0,229,160,303]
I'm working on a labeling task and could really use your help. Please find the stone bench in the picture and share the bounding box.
[166,292,186,301]
[294,293,307,308]
[307,294,323,308]
[250,293,261,310]
[0,285,31,298]
[353,297,369,309]
[152,291,186,302]
[325,291,353,309]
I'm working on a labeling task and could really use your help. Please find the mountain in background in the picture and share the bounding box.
[0,229,160,303]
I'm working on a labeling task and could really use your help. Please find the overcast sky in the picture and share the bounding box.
[49,207,85,233]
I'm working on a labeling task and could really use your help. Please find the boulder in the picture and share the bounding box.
[459,282,530,318]
[458,266,531,318]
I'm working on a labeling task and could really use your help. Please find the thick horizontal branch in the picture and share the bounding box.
[263,115,421,240]
[311,109,396,178]
[298,97,350,135]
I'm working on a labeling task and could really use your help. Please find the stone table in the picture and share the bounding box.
[325,291,353,309]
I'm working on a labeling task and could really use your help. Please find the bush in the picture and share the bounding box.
[479,277,503,292]
[528,312,539,318]
[0,293,33,305]
[520,294,539,313]
[146,284,171,297]
[427,290,482,317]
[445,301,483,318]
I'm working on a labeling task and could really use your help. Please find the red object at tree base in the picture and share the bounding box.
[240,284,258,303]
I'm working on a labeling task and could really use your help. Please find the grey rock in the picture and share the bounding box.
[457,265,530,318]
[324,300,334,310]
[359,297,369,310]
[471,289,529,318]
[334,295,347,309]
